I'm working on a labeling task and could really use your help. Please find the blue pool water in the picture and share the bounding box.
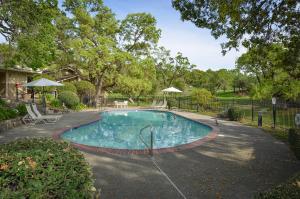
[61,110,212,150]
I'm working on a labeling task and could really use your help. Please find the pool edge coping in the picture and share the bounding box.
[52,109,219,155]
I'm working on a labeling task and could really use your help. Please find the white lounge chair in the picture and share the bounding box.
[31,103,62,122]
[155,99,167,109]
[23,104,60,124]
[150,100,157,107]
[123,101,128,108]
[114,101,128,108]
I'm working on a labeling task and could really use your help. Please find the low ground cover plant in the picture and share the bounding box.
[0,138,96,198]
[255,172,300,199]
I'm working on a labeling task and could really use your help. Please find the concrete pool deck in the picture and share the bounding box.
[1,109,300,199]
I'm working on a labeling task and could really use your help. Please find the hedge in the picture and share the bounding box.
[0,138,96,198]
[58,91,80,108]
[288,128,300,159]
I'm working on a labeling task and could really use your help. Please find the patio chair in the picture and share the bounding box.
[155,99,167,109]
[114,101,120,108]
[150,99,157,107]
[23,104,59,125]
[153,100,163,108]
[123,101,128,108]
[31,103,62,122]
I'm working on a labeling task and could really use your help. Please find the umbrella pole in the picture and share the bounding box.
[32,88,35,103]
[43,86,46,114]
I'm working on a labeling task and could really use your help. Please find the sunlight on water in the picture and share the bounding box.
[62,110,212,150]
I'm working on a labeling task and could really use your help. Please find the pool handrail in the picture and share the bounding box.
[139,124,154,156]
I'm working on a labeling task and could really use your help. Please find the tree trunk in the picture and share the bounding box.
[94,79,103,107]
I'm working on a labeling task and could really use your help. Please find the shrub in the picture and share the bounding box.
[50,99,62,108]
[58,91,80,108]
[191,88,214,108]
[288,128,300,159]
[74,81,95,98]
[0,107,18,121]
[16,103,27,116]
[57,82,77,93]
[167,98,177,109]
[0,98,7,107]
[45,93,55,102]
[227,107,242,121]
[72,103,87,111]
[0,138,96,198]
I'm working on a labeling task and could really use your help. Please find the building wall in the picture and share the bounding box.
[3,71,28,99]
[0,72,5,97]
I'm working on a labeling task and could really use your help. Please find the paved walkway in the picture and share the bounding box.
[1,110,299,199]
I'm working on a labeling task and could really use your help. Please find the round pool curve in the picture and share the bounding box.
[60,110,214,152]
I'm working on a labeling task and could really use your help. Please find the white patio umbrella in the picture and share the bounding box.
[25,78,64,113]
[25,78,64,87]
[161,87,182,93]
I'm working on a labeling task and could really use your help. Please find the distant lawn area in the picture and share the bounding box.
[216,90,250,99]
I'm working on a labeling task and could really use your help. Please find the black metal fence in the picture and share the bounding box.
[103,96,300,130]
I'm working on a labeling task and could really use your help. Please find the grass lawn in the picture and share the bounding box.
[216,90,250,100]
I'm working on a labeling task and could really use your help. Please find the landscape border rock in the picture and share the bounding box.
[0,117,23,133]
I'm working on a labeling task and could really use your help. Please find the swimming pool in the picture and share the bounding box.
[61,110,213,151]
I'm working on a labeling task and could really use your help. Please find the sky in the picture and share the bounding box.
[0,0,246,71]
[103,0,246,71]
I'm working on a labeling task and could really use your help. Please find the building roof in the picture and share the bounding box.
[0,65,40,74]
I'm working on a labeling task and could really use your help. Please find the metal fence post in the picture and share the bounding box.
[251,99,254,121]
[272,97,277,128]
[150,130,153,156]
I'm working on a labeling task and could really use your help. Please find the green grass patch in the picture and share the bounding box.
[216,91,250,100]
[0,138,97,198]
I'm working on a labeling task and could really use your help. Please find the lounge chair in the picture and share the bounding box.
[31,103,62,121]
[150,99,157,107]
[114,101,128,108]
[123,101,128,108]
[22,104,60,124]
[154,99,167,109]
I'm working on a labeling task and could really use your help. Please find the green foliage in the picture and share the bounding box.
[227,107,242,121]
[120,13,161,55]
[58,82,77,93]
[255,172,300,199]
[0,138,95,198]
[167,98,177,109]
[72,103,87,111]
[288,129,300,159]
[172,0,299,51]
[216,91,250,100]
[16,104,27,116]
[50,99,63,108]
[0,102,26,121]
[0,1,59,69]
[191,88,213,107]
[45,94,55,102]
[0,107,18,121]
[74,81,95,98]
[154,46,195,89]
[0,98,7,107]
[237,44,300,100]
[58,91,80,108]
